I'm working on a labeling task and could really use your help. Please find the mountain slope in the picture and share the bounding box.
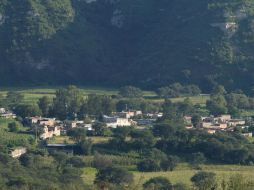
[1,0,254,91]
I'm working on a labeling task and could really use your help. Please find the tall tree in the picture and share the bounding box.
[38,96,52,117]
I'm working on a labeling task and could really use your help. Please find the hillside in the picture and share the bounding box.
[1,0,254,91]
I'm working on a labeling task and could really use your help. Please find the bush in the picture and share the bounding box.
[143,177,172,190]
[191,171,216,190]
[94,166,133,189]
[137,159,160,172]
[160,156,179,171]
[8,122,19,132]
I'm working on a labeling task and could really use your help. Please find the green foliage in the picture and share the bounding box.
[67,127,86,143]
[5,91,24,108]
[8,122,19,132]
[38,96,52,117]
[2,0,254,91]
[191,171,217,190]
[157,83,201,98]
[143,177,172,190]
[119,86,143,98]
[14,104,42,118]
[52,85,84,120]
[0,118,34,151]
[94,166,134,189]
[81,94,115,117]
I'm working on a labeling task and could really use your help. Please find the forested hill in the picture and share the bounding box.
[1,0,254,91]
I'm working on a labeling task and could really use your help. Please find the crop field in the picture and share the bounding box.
[81,164,254,189]
[47,136,111,145]
[0,118,34,148]
[0,86,209,105]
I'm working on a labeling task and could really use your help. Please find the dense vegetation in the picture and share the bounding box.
[1,86,254,189]
[1,0,254,92]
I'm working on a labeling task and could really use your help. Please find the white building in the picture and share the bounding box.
[103,115,132,128]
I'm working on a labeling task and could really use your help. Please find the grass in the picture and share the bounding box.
[0,86,209,105]
[47,136,75,144]
[81,164,254,189]
[47,136,111,145]
[0,118,34,148]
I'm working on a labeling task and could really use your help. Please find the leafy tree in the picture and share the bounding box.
[38,96,52,117]
[52,86,84,120]
[143,177,172,190]
[189,152,207,168]
[191,114,202,128]
[67,128,86,143]
[137,159,160,172]
[93,152,112,169]
[94,167,133,189]
[160,155,179,171]
[14,104,42,118]
[8,122,19,132]
[78,139,92,155]
[206,95,228,115]
[67,156,86,168]
[81,94,115,116]
[119,86,143,98]
[212,85,227,95]
[130,129,156,150]
[92,122,107,136]
[191,171,216,190]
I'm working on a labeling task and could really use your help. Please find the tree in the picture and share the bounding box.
[206,95,228,115]
[8,122,19,132]
[92,122,107,136]
[212,85,226,95]
[52,86,84,120]
[93,152,112,169]
[81,94,115,116]
[78,139,92,155]
[14,104,42,118]
[67,156,86,168]
[94,167,133,189]
[191,114,202,128]
[160,156,179,171]
[119,86,143,98]
[189,152,207,168]
[191,171,216,190]
[67,128,87,143]
[137,159,160,172]
[38,96,52,117]
[143,177,172,190]
[130,130,156,150]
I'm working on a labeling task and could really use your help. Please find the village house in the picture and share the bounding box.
[40,125,61,140]
[113,110,142,119]
[103,115,132,128]
[27,117,56,126]
[0,108,16,119]
[228,119,246,127]
[64,120,93,131]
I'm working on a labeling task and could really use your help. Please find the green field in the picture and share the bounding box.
[0,86,208,105]
[0,118,34,149]
[81,164,254,189]
[47,136,111,145]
